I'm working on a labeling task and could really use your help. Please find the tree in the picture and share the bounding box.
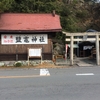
[63,0,74,4]
[0,0,15,12]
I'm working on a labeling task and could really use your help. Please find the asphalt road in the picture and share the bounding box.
[0,66,100,100]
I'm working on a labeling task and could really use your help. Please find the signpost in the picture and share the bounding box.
[28,48,42,66]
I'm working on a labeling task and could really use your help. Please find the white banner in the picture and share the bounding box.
[1,34,48,44]
[83,45,94,50]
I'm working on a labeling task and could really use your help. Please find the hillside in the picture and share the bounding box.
[71,2,100,32]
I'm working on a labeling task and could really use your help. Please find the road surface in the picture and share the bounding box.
[0,66,100,100]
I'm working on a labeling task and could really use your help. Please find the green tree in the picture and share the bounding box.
[0,0,14,12]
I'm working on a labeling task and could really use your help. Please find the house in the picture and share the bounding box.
[0,13,62,61]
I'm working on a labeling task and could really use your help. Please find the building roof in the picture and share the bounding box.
[0,13,62,32]
[86,29,98,32]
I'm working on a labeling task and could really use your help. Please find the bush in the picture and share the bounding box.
[14,61,22,67]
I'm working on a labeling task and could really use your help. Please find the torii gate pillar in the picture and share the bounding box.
[70,36,74,65]
[96,35,99,65]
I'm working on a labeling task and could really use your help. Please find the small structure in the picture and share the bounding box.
[0,13,62,61]
[79,41,95,57]
[79,29,97,57]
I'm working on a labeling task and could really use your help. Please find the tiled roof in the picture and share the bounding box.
[0,13,62,32]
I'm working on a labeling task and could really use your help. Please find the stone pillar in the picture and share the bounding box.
[96,35,99,65]
[70,36,73,65]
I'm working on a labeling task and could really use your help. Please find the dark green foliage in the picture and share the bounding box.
[76,10,89,19]
[14,62,22,67]
[0,0,15,12]
[84,0,91,2]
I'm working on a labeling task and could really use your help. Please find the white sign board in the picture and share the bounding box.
[83,35,88,41]
[29,48,41,57]
[1,34,48,44]
[28,48,42,66]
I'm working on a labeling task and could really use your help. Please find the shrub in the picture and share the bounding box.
[14,61,22,67]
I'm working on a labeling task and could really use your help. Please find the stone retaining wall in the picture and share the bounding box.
[0,60,54,67]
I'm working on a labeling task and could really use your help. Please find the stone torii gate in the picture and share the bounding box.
[63,31,100,66]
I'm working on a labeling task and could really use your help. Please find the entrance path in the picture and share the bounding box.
[76,57,96,67]
[55,57,96,67]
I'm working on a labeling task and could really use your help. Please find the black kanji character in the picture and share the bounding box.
[16,36,22,43]
[23,36,29,43]
[39,36,45,42]
[32,36,37,42]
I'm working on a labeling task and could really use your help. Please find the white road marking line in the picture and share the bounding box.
[40,69,50,76]
[76,73,94,76]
